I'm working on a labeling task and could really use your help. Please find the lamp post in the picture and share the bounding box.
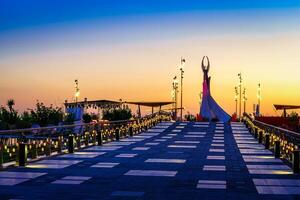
[238,73,242,120]
[234,86,238,115]
[74,79,80,103]
[243,88,247,114]
[179,57,185,121]
[257,83,261,116]
[172,76,179,120]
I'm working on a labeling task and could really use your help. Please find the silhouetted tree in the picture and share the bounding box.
[7,99,15,112]
[30,102,64,126]
[0,99,19,128]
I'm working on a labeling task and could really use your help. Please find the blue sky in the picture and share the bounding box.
[1,0,300,115]
[1,0,300,55]
[1,0,300,63]
[1,0,300,31]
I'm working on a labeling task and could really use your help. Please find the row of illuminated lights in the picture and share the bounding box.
[2,127,136,156]
[2,116,165,158]
[245,119,298,159]
[270,134,297,159]
[3,142,57,158]
[3,124,140,153]
[2,127,145,158]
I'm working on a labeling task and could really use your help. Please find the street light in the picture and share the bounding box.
[172,76,179,120]
[257,83,261,116]
[234,86,238,115]
[179,57,185,121]
[238,73,242,120]
[243,88,247,114]
[74,79,80,103]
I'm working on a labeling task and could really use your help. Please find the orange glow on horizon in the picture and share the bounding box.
[1,11,300,117]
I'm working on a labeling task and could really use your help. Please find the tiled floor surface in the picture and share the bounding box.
[0,121,299,200]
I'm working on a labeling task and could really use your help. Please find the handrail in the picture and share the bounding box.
[0,113,172,167]
[243,113,300,168]
[254,119,300,138]
[0,114,156,135]
[244,113,300,143]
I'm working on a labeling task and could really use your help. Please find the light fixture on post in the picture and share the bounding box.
[238,73,242,120]
[172,76,179,120]
[234,86,238,115]
[74,79,80,103]
[257,83,261,116]
[243,87,247,114]
[179,57,185,121]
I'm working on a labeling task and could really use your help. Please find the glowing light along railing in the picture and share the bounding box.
[0,114,171,167]
[243,114,300,173]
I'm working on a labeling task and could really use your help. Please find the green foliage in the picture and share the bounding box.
[7,99,15,112]
[21,111,33,123]
[102,106,132,121]
[184,112,196,121]
[90,113,99,121]
[81,113,98,123]
[0,99,91,130]
[29,102,64,126]
[15,119,32,129]
[289,111,299,122]
[0,121,10,130]
[82,113,92,123]
[64,113,75,125]
[0,99,20,129]
[0,106,19,125]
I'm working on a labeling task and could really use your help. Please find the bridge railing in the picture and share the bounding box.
[243,113,300,173]
[0,114,172,167]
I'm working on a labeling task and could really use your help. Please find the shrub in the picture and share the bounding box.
[29,102,64,127]
[90,113,99,121]
[0,99,20,129]
[64,113,75,125]
[102,106,132,121]
[289,111,299,122]
[82,113,92,123]
[185,113,196,121]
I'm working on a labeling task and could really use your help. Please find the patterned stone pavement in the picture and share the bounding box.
[0,121,300,200]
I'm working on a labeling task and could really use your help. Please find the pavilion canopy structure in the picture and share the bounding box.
[125,101,174,117]
[64,99,122,109]
[64,99,122,121]
[64,99,173,120]
[274,104,300,117]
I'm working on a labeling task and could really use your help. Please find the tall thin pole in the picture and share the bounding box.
[172,85,175,118]
[234,86,238,115]
[180,72,183,120]
[179,57,185,121]
[75,79,80,103]
[244,98,246,114]
[175,85,178,119]
[238,73,242,119]
[257,83,261,116]
[235,99,238,115]
[243,88,247,114]
[173,76,178,120]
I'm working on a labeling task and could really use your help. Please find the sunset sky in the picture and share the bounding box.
[1,0,300,116]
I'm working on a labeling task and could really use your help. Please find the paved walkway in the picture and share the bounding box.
[0,122,300,200]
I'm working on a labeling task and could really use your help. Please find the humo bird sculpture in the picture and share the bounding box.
[200,56,231,122]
